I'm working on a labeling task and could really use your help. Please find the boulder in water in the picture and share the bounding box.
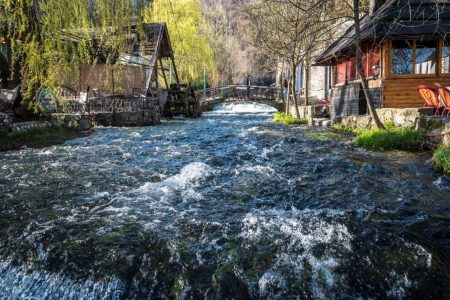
[78,117,92,131]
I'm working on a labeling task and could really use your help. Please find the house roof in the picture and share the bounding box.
[314,0,450,65]
[142,23,174,58]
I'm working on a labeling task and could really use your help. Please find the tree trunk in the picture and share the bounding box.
[303,59,309,106]
[285,78,290,115]
[283,80,291,115]
[291,65,300,118]
[353,0,384,129]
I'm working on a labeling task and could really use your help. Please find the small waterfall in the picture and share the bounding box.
[207,102,278,114]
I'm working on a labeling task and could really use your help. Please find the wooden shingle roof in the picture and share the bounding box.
[315,0,450,65]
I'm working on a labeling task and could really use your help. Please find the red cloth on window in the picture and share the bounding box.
[347,57,356,81]
[337,60,346,84]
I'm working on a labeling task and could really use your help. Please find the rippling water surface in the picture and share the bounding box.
[0,103,449,299]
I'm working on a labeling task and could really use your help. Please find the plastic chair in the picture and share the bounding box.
[417,85,440,116]
[434,83,450,116]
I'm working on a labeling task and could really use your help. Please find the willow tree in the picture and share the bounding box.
[2,0,147,110]
[144,0,217,86]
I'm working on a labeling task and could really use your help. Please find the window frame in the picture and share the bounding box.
[441,39,450,76]
[388,39,445,78]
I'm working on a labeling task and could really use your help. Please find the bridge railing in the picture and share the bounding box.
[196,85,283,105]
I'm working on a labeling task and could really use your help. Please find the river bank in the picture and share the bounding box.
[0,124,83,152]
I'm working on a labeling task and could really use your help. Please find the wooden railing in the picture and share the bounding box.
[195,85,282,106]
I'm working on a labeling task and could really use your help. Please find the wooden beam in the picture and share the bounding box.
[159,58,169,89]
[170,55,180,84]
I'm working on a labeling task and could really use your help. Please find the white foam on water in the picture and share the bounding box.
[130,132,141,138]
[241,208,352,298]
[0,262,124,300]
[239,164,275,176]
[433,176,450,191]
[137,162,215,195]
[206,102,277,115]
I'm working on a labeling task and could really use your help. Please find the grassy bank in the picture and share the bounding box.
[273,112,307,125]
[333,122,422,151]
[0,125,81,151]
[355,127,422,151]
[433,146,450,175]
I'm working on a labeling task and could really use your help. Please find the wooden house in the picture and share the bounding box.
[314,0,450,118]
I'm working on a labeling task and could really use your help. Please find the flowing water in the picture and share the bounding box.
[0,102,449,299]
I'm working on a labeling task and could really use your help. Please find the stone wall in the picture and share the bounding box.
[11,121,52,133]
[335,108,435,129]
[335,108,450,145]
[53,95,161,128]
[309,66,329,99]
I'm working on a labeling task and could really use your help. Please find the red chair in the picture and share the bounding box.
[417,85,441,116]
[434,83,450,116]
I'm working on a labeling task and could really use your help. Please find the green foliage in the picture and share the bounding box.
[355,127,422,151]
[0,124,79,151]
[2,0,147,110]
[273,112,307,125]
[144,0,217,85]
[331,123,357,134]
[433,146,450,175]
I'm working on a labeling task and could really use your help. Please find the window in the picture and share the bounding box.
[392,40,414,75]
[443,40,450,74]
[415,40,437,74]
[362,44,381,77]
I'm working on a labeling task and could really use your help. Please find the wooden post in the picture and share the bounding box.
[111,67,115,94]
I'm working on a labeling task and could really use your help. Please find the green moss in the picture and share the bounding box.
[64,240,82,250]
[306,131,341,141]
[0,125,80,151]
[171,274,184,300]
[273,112,307,125]
[433,146,450,175]
[355,127,422,151]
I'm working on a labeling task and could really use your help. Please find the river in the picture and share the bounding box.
[0,102,449,299]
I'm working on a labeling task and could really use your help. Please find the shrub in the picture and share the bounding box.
[433,146,450,175]
[355,127,422,151]
[273,112,307,125]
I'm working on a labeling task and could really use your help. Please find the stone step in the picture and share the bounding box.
[313,118,331,127]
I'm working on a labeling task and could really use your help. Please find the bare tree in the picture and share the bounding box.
[352,0,385,129]
[246,0,327,117]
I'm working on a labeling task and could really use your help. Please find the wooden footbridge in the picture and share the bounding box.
[195,85,284,111]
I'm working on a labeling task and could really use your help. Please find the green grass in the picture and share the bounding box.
[0,125,80,151]
[355,126,422,151]
[332,121,422,151]
[331,123,357,134]
[273,112,307,125]
[433,146,450,175]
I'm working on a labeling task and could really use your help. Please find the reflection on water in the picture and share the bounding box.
[0,103,449,299]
